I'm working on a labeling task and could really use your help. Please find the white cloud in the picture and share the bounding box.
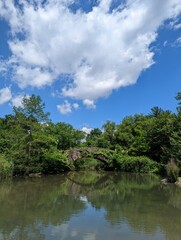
[171,36,181,47]
[0,87,12,105]
[11,94,30,107]
[174,23,181,29]
[81,126,92,134]
[14,65,54,89]
[57,100,72,115]
[57,101,79,114]
[0,59,7,73]
[83,99,96,109]
[169,18,181,29]
[163,41,168,47]
[73,103,79,109]
[1,0,181,106]
[176,36,181,45]
[11,95,24,107]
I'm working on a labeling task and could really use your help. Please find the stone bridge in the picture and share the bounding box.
[66,147,111,165]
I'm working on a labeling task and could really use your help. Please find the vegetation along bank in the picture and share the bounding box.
[0,93,181,183]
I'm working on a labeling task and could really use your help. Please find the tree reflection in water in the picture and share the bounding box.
[0,172,180,240]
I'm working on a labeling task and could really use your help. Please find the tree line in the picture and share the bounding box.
[0,93,181,181]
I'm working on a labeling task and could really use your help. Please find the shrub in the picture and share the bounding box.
[166,159,180,182]
[42,151,69,174]
[112,154,160,173]
[13,151,69,175]
[0,154,13,179]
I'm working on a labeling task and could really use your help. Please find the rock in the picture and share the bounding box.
[161,178,168,184]
[29,173,42,178]
[175,177,181,187]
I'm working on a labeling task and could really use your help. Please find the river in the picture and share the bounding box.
[0,172,180,240]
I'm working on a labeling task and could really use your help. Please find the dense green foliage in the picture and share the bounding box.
[0,154,13,179]
[0,95,83,177]
[0,93,181,181]
[166,160,180,182]
[112,154,160,173]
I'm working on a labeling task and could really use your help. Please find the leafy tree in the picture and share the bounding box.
[0,115,26,154]
[10,95,51,161]
[116,116,135,152]
[146,110,175,163]
[13,94,50,123]
[175,92,181,113]
[86,128,102,147]
[169,114,181,168]
[102,121,117,149]
[168,92,181,167]
[0,154,13,179]
[129,115,150,156]
[148,106,164,117]
[46,122,84,150]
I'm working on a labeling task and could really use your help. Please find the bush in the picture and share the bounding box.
[42,151,69,174]
[0,154,13,179]
[166,159,180,182]
[112,154,160,173]
[13,151,69,175]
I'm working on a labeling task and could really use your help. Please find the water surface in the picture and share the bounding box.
[0,172,180,240]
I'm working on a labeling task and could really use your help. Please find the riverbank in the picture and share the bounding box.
[1,147,180,185]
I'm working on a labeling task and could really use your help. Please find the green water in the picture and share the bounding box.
[0,172,180,240]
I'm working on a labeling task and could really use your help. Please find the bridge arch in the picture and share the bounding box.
[67,147,111,166]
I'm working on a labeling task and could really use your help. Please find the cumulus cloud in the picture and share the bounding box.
[175,36,181,45]
[1,0,181,106]
[0,87,12,105]
[174,23,181,29]
[11,94,30,107]
[11,94,24,107]
[83,99,96,109]
[81,126,92,134]
[171,36,181,47]
[57,100,72,115]
[169,18,181,29]
[13,65,54,88]
[57,100,79,114]
[0,59,7,73]
[73,103,79,109]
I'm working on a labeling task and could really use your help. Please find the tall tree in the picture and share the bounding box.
[175,92,181,113]
[46,122,84,150]
[149,106,164,118]
[116,116,135,151]
[102,121,117,149]
[11,95,51,163]
[86,128,102,147]
[146,110,175,163]
[13,94,50,123]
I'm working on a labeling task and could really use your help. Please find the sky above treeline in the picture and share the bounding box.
[0,0,181,132]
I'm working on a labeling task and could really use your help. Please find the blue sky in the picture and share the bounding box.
[0,0,181,132]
